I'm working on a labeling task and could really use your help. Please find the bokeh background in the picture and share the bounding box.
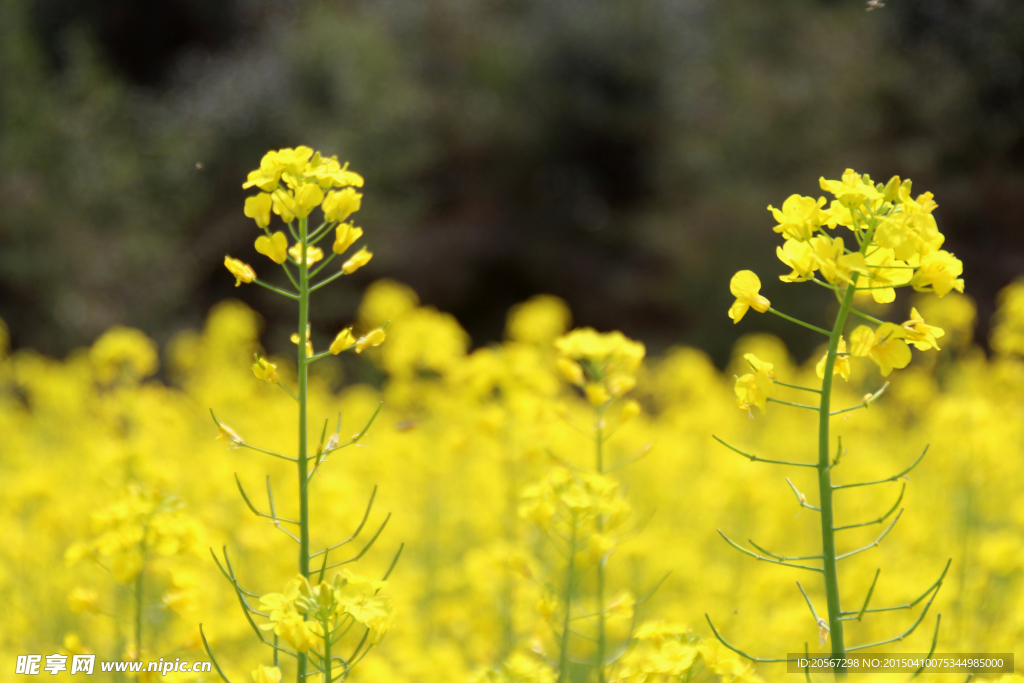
[3,0,1023,366]
[4,2,1024,681]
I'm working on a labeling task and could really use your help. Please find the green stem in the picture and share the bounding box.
[323,613,332,683]
[557,518,577,683]
[595,405,606,683]
[817,282,858,679]
[134,560,144,657]
[297,216,311,683]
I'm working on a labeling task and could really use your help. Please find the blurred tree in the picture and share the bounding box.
[0,0,1021,363]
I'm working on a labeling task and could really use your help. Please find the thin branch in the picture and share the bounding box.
[834,484,904,531]
[317,549,330,584]
[266,475,301,543]
[634,572,671,607]
[323,513,391,570]
[240,441,298,463]
[208,548,260,599]
[809,277,839,292]
[717,529,823,573]
[281,261,301,292]
[840,559,951,620]
[833,445,929,490]
[380,543,404,583]
[234,473,300,525]
[852,569,880,622]
[307,220,332,244]
[210,409,296,462]
[252,277,299,300]
[796,582,829,635]
[766,307,831,336]
[309,253,337,279]
[845,581,944,651]
[310,486,377,558]
[199,625,233,683]
[276,381,299,402]
[314,402,384,465]
[836,509,903,560]
[713,435,817,468]
[604,445,653,473]
[847,307,884,325]
[341,401,383,449]
[910,615,942,679]
[830,382,889,417]
[774,380,822,394]
[767,397,820,411]
[748,539,823,562]
[306,349,333,365]
[705,615,797,663]
[211,548,299,658]
[310,269,346,293]
[786,477,821,512]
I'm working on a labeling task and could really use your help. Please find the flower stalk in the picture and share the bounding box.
[712,169,961,681]
[209,146,395,682]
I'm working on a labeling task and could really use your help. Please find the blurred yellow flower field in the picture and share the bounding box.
[2,157,1023,683]
[2,280,1023,681]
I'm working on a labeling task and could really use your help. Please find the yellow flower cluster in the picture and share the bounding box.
[519,468,630,549]
[555,328,646,405]
[610,623,762,683]
[65,486,202,584]
[730,169,962,388]
[258,572,395,654]
[225,146,374,289]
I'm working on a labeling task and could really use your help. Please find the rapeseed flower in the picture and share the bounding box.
[767,194,826,241]
[911,250,966,297]
[727,271,771,323]
[255,231,288,264]
[734,352,776,415]
[342,246,373,274]
[251,355,278,382]
[287,242,323,266]
[244,193,272,228]
[902,308,944,351]
[332,223,363,255]
[329,328,356,354]
[224,256,256,286]
[555,328,645,403]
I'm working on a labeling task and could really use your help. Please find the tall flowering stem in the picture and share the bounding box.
[206,146,396,683]
[522,328,645,683]
[710,169,963,680]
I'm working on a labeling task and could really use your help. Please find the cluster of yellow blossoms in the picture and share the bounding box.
[65,486,202,586]
[764,170,963,301]
[555,329,645,406]
[519,468,631,563]
[258,572,395,654]
[224,145,373,286]
[729,169,964,413]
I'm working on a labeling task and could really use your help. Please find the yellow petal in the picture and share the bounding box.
[244,193,273,228]
[342,247,373,274]
[329,328,356,355]
[355,328,386,353]
[255,232,289,264]
[332,224,364,255]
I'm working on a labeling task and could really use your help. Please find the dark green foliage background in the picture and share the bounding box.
[2,0,1022,364]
